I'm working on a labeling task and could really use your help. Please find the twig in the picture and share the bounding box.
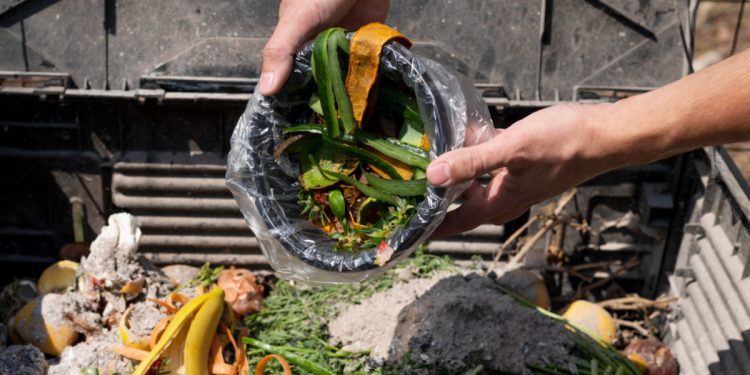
[614,318,651,338]
[526,260,631,284]
[573,257,640,300]
[489,214,540,271]
[508,189,578,266]
[523,264,594,283]
[597,295,677,312]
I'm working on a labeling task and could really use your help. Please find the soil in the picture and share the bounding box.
[161,264,201,286]
[329,272,574,373]
[47,328,134,375]
[329,271,452,361]
[18,213,174,373]
[60,292,103,337]
[0,323,6,349]
[40,293,68,328]
[0,345,48,375]
[128,301,166,337]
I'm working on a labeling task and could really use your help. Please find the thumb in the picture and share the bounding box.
[260,0,358,96]
[259,26,304,96]
[426,134,512,187]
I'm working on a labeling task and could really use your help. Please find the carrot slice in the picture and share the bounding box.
[210,335,237,375]
[148,298,178,314]
[109,345,149,361]
[345,22,411,127]
[208,323,248,375]
[168,292,190,306]
[255,354,293,375]
[420,133,430,151]
[368,151,413,180]
[148,315,173,350]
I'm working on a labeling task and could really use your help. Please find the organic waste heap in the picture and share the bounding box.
[0,213,265,375]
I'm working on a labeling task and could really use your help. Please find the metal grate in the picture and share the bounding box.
[666,149,750,375]
[111,162,504,267]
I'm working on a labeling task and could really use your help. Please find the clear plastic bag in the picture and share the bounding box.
[226,39,494,284]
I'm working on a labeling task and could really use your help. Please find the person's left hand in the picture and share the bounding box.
[427,104,614,239]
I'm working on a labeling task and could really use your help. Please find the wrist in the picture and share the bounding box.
[578,103,629,174]
[582,98,673,173]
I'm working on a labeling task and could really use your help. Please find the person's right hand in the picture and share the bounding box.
[260,0,390,96]
[426,104,616,239]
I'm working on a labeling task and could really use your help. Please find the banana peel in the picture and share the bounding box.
[130,287,225,375]
[119,305,151,350]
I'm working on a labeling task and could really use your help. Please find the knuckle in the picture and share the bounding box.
[462,148,493,178]
[262,45,292,61]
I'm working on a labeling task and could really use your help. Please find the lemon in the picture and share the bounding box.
[13,295,78,355]
[562,300,617,344]
[37,260,79,295]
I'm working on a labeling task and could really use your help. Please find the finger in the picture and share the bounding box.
[260,27,306,96]
[430,171,526,239]
[430,174,505,239]
[460,180,484,201]
[426,132,514,188]
[260,0,357,96]
[430,191,490,239]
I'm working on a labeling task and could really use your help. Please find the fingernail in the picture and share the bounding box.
[427,161,451,186]
[259,72,275,94]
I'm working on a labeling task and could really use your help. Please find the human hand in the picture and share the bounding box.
[427,104,615,239]
[260,0,390,96]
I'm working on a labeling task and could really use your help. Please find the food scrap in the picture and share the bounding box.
[278,23,429,255]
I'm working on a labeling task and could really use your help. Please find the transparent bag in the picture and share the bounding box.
[226,39,494,284]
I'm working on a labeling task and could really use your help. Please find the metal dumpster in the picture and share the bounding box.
[1,1,748,373]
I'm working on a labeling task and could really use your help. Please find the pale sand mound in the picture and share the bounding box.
[329,273,574,373]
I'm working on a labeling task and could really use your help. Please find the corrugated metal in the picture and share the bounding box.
[666,149,750,374]
[111,162,504,266]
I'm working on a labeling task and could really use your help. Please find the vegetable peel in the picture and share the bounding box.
[346,22,412,127]
[119,305,151,350]
[131,287,225,375]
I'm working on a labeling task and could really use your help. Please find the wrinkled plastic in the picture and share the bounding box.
[226,39,494,284]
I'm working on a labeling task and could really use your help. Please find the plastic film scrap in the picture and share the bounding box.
[226,37,494,284]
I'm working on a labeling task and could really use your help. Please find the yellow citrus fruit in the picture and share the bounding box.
[496,269,551,310]
[37,260,79,295]
[13,295,79,355]
[562,300,617,344]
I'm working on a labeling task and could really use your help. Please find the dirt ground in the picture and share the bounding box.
[695,2,750,182]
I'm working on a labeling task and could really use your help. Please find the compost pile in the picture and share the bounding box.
[0,213,658,374]
[0,213,265,375]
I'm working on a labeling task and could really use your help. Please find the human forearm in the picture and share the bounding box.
[427,49,750,237]
[591,49,750,171]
